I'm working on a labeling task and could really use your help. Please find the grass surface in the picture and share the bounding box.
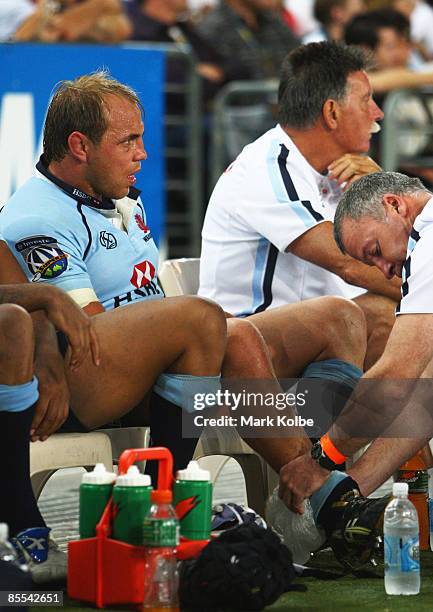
[268,550,433,611]
[30,550,433,611]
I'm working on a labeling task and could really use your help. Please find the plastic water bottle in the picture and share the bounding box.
[384,482,420,595]
[173,460,212,540]
[142,489,180,611]
[113,466,152,545]
[79,463,116,539]
[0,523,28,574]
[0,523,21,566]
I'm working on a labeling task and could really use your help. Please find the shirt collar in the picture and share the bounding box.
[36,155,141,210]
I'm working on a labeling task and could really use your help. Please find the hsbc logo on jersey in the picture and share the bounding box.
[130,260,156,288]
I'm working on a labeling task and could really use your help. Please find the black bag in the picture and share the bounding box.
[179,523,303,611]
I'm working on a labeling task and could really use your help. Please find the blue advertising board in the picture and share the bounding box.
[0,43,165,243]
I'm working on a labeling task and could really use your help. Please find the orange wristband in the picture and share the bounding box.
[320,433,347,465]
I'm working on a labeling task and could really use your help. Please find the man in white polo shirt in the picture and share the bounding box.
[276,171,433,570]
[200,41,401,370]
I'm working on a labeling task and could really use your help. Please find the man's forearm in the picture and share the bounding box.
[0,284,57,314]
[326,375,423,458]
[343,259,401,301]
[349,437,429,496]
[31,310,60,365]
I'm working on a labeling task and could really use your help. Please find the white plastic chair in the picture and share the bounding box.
[159,258,271,515]
[30,427,149,499]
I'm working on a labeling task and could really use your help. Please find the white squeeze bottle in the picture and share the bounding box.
[384,482,420,595]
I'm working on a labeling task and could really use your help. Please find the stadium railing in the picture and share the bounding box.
[125,42,204,258]
[210,79,279,189]
[381,86,433,171]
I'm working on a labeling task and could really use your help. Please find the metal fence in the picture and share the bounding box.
[126,42,204,258]
[381,86,433,172]
[210,79,279,188]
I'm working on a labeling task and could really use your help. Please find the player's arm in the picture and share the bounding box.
[287,221,402,301]
[368,68,433,94]
[51,0,130,42]
[0,242,100,369]
[327,311,433,457]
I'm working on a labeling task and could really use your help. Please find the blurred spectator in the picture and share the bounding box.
[303,0,366,43]
[345,7,433,91]
[284,0,317,36]
[187,0,217,17]
[194,0,300,82]
[366,0,433,59]
[0,0,34,41]
[8,0,130,42]
[278,1,299,31]
[122,0,225,104]
[346,7,433,185]
[406,0,433,57]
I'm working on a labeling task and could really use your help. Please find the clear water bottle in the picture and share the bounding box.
[142,489,180,611]
[0,523,26,570]
[384,482,420,595]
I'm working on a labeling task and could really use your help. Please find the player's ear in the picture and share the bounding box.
[322,99,339,130]
[382,193,408,217]
[67,131,89,162]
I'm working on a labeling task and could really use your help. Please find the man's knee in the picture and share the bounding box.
[225,318,274,374]
[227,318,265,351]
[0,304,34,365]
[322,296,367,353]
[0,304,33,350]
[184,296,227,348]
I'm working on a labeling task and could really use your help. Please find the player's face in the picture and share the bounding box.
[85,95,147,200]
[335,71,384,154]
[340,211,409,279]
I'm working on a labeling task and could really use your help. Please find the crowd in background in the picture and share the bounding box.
[3,1,433,100]
[4,0,433,213]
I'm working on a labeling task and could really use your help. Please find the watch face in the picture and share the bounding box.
[311,442,323,461]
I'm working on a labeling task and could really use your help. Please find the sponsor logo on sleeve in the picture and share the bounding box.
[15,236,68,282]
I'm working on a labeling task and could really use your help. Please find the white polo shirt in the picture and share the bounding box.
[199,124,361,316]
[397,197,433,315]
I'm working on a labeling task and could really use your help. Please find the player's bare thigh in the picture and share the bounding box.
[67,296,226,428]
[246,296,366,378]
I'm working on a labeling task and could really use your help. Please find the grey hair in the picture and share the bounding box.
[278,42,367,130]
[334,172,426,253]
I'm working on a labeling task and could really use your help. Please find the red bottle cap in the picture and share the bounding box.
[151,489,173,504]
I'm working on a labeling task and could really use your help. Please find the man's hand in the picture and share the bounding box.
[43,287,100,371]
[31,349,70,442]
[278,453,331,514]
[328,154,381,190]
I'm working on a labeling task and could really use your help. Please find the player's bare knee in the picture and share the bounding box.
[368,298,395,338]
[186,296,227,349]
[227,318,266,353]
[322,297,367,354]
[0,304,34,364]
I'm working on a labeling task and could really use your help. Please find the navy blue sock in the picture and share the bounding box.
[316,476,360,536]
[145,392,199,486]
[0,406,46,536]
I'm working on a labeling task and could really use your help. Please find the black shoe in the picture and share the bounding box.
[327,489,390,572]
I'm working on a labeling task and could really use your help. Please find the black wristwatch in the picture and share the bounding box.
[310,440,342,471]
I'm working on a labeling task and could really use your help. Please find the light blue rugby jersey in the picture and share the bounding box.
[0,161,164,310]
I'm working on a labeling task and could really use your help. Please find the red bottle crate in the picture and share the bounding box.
[68,447,209,607]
